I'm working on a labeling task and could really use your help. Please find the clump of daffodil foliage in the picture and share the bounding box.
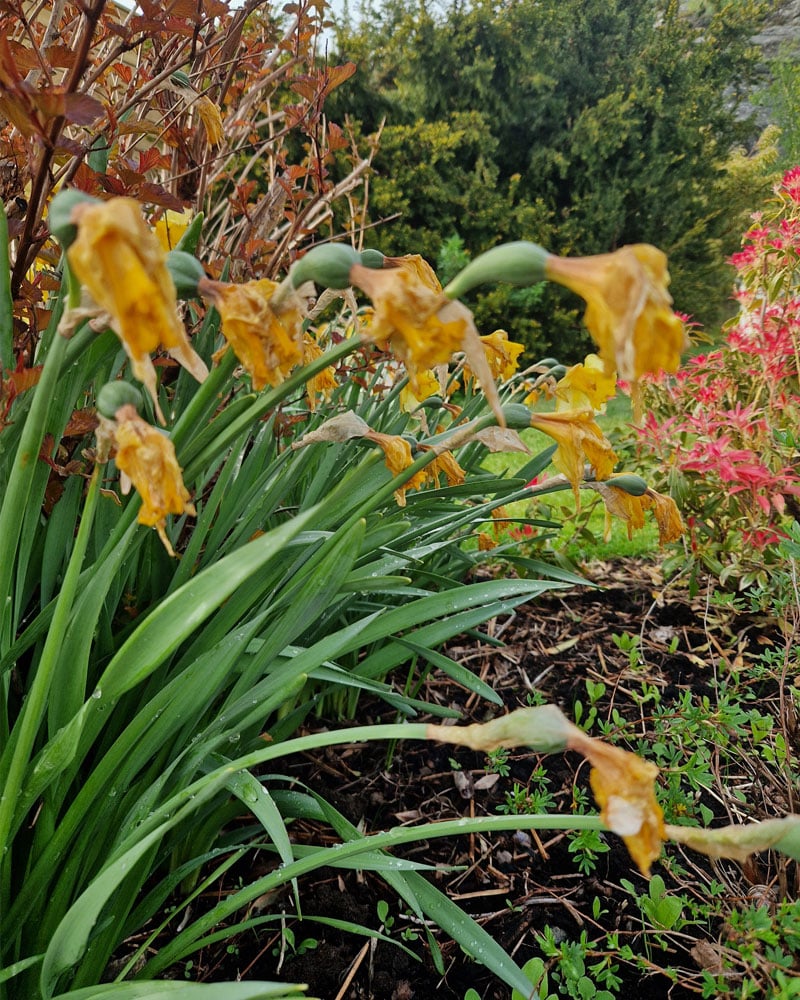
[2,184,799,1000]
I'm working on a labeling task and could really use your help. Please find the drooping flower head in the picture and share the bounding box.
[545,245,687,390]
[303,333,338,410]
[68,197,208,421]
[463,329,525,384]
[108,403,195,557]
[529,408,617,502]
[555,353,617,411]
[568,728,666,877]
[200,277,303,390]
[363,430,427,507]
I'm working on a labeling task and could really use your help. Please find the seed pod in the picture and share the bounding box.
[97,381,143,419]
[48,189,101,249]
[359,249,386,269]
[604,474,649,496]
[290,244,361,289]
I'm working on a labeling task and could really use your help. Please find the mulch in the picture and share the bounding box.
[185,560,797,999]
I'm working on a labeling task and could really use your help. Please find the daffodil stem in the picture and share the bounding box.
[181,337,361,480]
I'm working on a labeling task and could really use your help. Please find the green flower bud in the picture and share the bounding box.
[444,241,549,299]
[502,403,535,429]
[48,189,101,249]
[97,381,143,419]
[359,249,386,269]
[604,474,649,496]
[165,250,206,299]
[290,244,361,289]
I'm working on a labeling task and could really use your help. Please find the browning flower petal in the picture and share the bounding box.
[303,333,338,410]
[68,197,208,419]
[350,262,505,423]
[529,409,617,502]
[546,245,687,388]
[111,404,195,557]
[201,278,303,390]
[556,353,617,411]
[364,430,427,506]
[569,728,666,876]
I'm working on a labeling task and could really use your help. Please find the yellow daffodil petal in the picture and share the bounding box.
[569,729,666,877]
[196,94,224,146]
[420,447,465,488]
[351,263,466,379]
[556,353,617,411]
[529,409,617,502]
[478,329,526,381]
[112,404,195,557]
[546,245,687,387]
[201,278,303,390]
[400,368,441,412]
[303,334,337,410]
[68,197,208,419]
[154,208,193,252]
[384,253,443,292]
[364,430,427,507]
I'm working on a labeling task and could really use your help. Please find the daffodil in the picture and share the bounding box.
[545,244,687,388]
[350,263,468,382]
[529,409,617,502]
[363,430,427,506]
[196,94,223,146]
[154,208,193,251]
[200,277,303,390]
[110,404,195,557]
[68,197,208,420]
[399,369,441,412]
[303,334,338,410]
[419,447,465,488]
[473,330,525,382]
[588,482,684,545]
[569,728,666,877]
[555,353,617,411]
[350,262,505,423]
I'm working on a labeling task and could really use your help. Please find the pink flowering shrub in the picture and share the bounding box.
[640,167,800,589]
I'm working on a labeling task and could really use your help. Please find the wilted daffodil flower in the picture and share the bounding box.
[101,403,195,557]
[399,369,441,412]
[462,329,525,385]
[568,727,666,877]
[199,277,303,390]
[529,409,617,502]
[443,240,687,396]
[425,704,665,876]
[555,353,617,412]
[303,334,338,411]
[67,197,208,421]
[546,245,687,390]
[363,430,427,507]
[586,481,684,545]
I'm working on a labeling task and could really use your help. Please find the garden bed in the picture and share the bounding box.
[178,559,800,999]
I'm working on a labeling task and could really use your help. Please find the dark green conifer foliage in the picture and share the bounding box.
[330,0,771,357]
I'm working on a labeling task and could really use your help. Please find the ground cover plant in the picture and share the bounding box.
[2,3,800,1000]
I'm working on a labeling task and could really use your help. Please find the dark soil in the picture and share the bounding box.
[184,561,799,999]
